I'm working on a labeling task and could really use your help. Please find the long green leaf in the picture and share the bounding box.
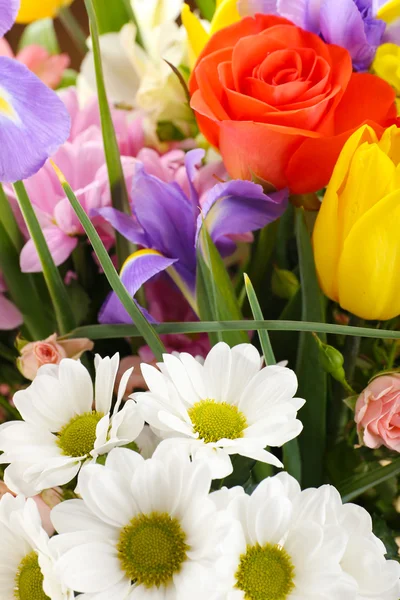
[295,208,327,488]
[52,164,166,361]
[13,181,75,336]
[58,7,88,55]
[244,274,275,365]
[0,184,22,251]
[0,220,52,339]
[339,457,400,502]
[197,225,248,346]
[85,0,133,267]
[196,252,222,346]
[91,0,130,33]
[65,320,400,340]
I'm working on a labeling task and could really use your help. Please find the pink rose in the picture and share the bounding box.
[0,481,62,536]
[17,333,94,380]
[355,374,400,452]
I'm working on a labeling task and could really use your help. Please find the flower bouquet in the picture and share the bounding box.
[0,0,400,598]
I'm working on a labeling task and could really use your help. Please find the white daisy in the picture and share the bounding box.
[0,354,145,495]
[211,472,357,600]
[0,493,73,600]
[134,342,305,478]
[50,447,222,599]
[299,484,400,600]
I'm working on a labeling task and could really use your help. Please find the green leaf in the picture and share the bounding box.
[65,319,400,341]
[295,208,327,488]
[13,181,75,336]
[66,281,91,326]
[53,166,166,361]
[372,515,400,560]
[196,252,222,347]
[339,457,400,502]
[58,7,88,55]
[84,0,133,267]
[244,274,275,365]
[18,18,60,54]
[196,0,216,20]
[91,0,130,33]
[197,225,248,346]
[0,220,52,340]
[0,184,22,252]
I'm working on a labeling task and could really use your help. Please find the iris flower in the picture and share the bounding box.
[97,149,288,324]
[0,1,70,182]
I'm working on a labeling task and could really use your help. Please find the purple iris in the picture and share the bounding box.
[0,0,70,182]
[97,149,288,325]
[238,0,388,71]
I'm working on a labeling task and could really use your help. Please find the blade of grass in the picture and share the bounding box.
[59,6,88,55]
[244,273,275,365]
[339,457,400,502]
[65,320,400,340]
[84,0,133,268]
[52,163,165,360]
[13,181,75,336]
[0,220,53,339]
[0,184,23,251]
[295,207,327,487]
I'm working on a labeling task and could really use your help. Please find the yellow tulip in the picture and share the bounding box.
[376,0,400,24]
[373,43,400,94]
[182,0,241,66]
[313,124,400,321]
[16,0,73,23]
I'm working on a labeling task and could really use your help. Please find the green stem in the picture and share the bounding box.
[387,338,398,370]
[84,0,133,268]
[13,181,75,336]
[59,6,88,55]
[0,185,23,251]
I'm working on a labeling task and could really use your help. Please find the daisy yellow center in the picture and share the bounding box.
[117,512,189,587]
[235,543,295,600]
[188,399,247,443]
[57,411,104,457]
[14,551,49,600]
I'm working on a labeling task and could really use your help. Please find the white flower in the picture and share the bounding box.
[134,342,305,479]
[211,472,358,600]
[0,354,145,495]
[50,447,221,599]
[298,484,400,600]
[0,493,73,600]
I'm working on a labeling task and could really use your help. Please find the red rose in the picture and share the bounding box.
[189,14,396,193]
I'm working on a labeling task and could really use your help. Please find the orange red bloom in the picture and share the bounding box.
[190,14,397,193]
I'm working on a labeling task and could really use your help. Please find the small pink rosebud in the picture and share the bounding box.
[355,374,400,453]
[17,333,94,380]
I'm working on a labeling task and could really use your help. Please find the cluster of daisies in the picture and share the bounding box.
[0,343,399,600]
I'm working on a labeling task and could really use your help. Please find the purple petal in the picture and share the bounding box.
[20,227,78,272]
[99,250,177,325]
[320,0,380,70]
[196,180,288,251]
[132,165,197,273]
[237,0,279,17]
[0,57,70,183]
[184,149,205,206]
[383,18,400,43]
[95,207,149,247]
[278,0,320,30]
[0,0,19,37]
[0,294,23,330]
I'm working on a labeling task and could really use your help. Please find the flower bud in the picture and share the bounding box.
[272,267,300,300]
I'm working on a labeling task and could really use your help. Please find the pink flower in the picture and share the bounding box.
[0,481,61,536]
[0,38,69,89]
[355,374,400,453]
[17,333,94,380]
[0,273,22,331]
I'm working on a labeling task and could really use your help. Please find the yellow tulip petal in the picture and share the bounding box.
[377,0,400,24]
[338,189,400,320]
[181,4,210,66]
[378,123,400,166]
[210,0,242,35]
[373,43,400,94]
[16,0,73,23]
[312,125,377,301]
[338,143,395,243]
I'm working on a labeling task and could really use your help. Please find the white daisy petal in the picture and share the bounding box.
[226,344,262,402]
[58,359,94,415]
[178,353,207,399]
[114,367,134,415]
[94,353,120,414]
[203,342,232,402]
[162,354,200,405]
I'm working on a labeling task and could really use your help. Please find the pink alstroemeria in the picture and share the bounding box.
[0,38,69,89]
[0,274,22,331]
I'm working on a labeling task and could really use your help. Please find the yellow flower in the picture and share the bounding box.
[376,0,400,24]
[373,43,400,94]
[313,124,400,321]
[182,0,241,66]
[16,0,73,23]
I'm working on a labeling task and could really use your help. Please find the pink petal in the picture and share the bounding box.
[0,295,23,330]
[20,227,78,272]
